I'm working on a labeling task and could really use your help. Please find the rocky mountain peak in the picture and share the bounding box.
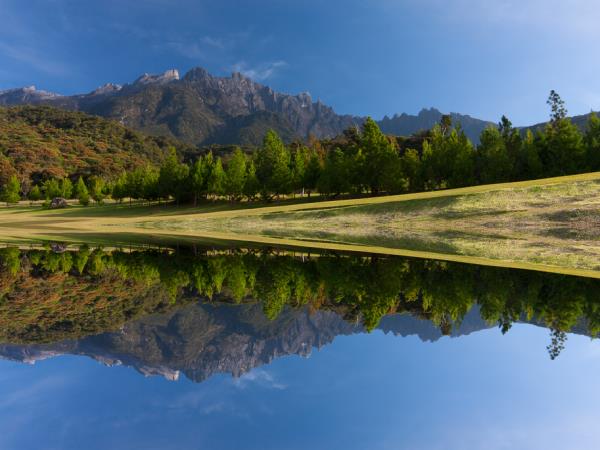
[133,69,180,86]
[182,66,212,82]
[91,83,122,96]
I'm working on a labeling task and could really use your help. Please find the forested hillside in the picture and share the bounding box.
[0,106,193,188]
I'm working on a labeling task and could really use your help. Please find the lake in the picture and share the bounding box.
[0,244,599,449]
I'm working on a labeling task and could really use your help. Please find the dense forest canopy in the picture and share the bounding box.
[1,91,600,205]
[1,245,598,358]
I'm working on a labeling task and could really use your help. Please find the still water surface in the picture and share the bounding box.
[0,245,599,449]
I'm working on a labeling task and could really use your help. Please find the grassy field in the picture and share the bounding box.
[1,172,600,277]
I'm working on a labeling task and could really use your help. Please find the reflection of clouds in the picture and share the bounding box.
[0,375,68,409]
[233,369,287,390]
[166,389,236,418]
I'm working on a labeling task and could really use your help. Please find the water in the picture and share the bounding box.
[0,245,599,449]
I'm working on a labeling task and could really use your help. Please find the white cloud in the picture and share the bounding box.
[230,61,288,81]
[232,368,287,390]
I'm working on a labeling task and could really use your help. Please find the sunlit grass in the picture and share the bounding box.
[2,172,600,275]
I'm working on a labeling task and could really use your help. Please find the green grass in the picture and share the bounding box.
[2,172,600,276]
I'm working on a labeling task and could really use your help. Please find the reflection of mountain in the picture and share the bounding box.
[379,305,490,342]
[0,303,492,382]
[2,246,600,379]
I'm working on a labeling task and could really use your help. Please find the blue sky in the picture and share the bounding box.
[2,325,600,449]
[0,0,599,125]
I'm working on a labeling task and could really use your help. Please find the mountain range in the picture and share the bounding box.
[0,67,495,145]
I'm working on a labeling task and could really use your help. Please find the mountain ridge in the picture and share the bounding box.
[0,67,493,145]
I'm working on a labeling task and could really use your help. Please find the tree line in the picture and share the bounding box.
[2,91,599,205]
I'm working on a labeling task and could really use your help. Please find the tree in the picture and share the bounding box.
[290,146,308,195]
[225,148,247,200]
[243,160,260,200]
[536,92,584,176]
[359,117,399,194]
[498,115,521,177]
[584,113,600,171]
[303,149,322,197]
[60,178,73,199]
[317,148,351,196]
[189,159,205,206]
[477,126,511,184]
[28,185,42,202]
[207,157,226,198]
[111,173,128,203]
[1,175,21,204]
[516,130,543,180]
[400,148,423,192]
[88,176,105,204]
[42,179,61,199]
[547,90,567,124]
[421,123,476,189]
[158,148,189,204]
[255,130,291,199]
[75,177,90,206]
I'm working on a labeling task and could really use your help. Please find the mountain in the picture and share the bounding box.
[0,68,359,146]
[379,108,494,143]
[0,105,192,187]
[0,67,494,146]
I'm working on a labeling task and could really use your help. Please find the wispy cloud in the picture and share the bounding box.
[0,42,69,76]
[230,61,288,81]
[232,368,287,390]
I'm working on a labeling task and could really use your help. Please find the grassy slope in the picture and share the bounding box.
[1,172,600,276]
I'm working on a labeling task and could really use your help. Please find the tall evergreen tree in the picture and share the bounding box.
[255,130,291,199]
[225,148,247,200]
[538,91,584,176]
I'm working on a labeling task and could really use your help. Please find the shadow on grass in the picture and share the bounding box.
[259,228,461,255]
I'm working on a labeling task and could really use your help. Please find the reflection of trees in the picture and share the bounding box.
[1,246,599,357]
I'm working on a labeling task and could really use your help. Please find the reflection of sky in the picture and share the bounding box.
[0,325,598,450]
